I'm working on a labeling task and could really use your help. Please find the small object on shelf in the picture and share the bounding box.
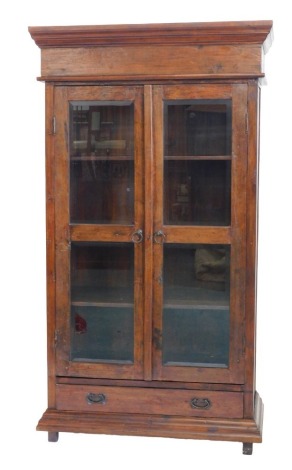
[74,313,87,334]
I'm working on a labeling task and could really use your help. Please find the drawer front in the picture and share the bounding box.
[56,385,243,418]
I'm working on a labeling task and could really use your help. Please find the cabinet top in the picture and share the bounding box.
[29,21,273,82]
[28,20,273,52]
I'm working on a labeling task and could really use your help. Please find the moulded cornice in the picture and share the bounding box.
[28,20,273,52]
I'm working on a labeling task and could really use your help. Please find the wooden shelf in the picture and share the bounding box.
[164,155,232,160]
[71,286,228,310]
[164,286,229,310]
[164,302,229,310]
[71,286,133,308]
[71,155,133,161]
[72,301,133,308]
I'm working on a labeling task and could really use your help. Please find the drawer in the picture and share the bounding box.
[56,384,243,419]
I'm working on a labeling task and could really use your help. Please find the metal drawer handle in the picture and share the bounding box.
[153,230,166,244]
[131,229,143,244]
[190,397,211,409]
[86,393,106,405]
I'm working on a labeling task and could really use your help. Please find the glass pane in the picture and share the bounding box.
[164,160,231,225]
[164,100,231,157]
[70,242,134,363]
[71,307,133,362]
[163,244,230,367]
[70,101,134,224]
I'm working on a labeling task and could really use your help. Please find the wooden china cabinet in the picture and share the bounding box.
[29,21,273,454]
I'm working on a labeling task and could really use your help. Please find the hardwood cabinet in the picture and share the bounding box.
[29,20,273,453]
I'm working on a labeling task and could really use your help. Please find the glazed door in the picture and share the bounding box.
[55,86,144,379]
[152,84,247,383]
[54,83,247,384]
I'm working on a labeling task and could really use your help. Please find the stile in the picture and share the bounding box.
[143,85,154,381]
[244,81,260,418]
[45,83,57,408]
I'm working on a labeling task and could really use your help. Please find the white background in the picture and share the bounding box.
[1,1,291,468]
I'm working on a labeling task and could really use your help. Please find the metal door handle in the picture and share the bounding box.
[131,229,143,244]
[153,230,166,244]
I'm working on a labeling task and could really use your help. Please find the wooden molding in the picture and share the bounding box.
[37,393,263,443]
[29,21,273,81]
[28,21,273,51]
[37,74,265,83]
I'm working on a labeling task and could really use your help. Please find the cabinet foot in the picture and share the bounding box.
[242,442,253,455]
[48,432,59,442]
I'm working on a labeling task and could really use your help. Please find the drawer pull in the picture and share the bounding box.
[86,393,106,405]
[190,397,211,410]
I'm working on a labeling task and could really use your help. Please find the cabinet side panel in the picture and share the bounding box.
[244,81,260,417]
[45,83,56,408]
[41,45,262,79]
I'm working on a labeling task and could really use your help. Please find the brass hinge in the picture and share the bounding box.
[238,332,246,363]
[54,330,59,348]
[153,328,162,351]
[52,116,56,135]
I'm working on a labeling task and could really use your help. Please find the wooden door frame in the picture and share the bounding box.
[54,85,145,379]
[152,83,247,384]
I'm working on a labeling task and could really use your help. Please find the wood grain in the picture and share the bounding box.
[45,83,56,408]
[163,226,231,244]
[143,85,154,380]
[227,83,248,384]
[28,21,273,50]
[70,225,134,242]
[244,81,260,418]
[54,86,71,377]
[57,376,244,391]
[56,384,243,418]
[40,45,263,80]
[37,392,263,443]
